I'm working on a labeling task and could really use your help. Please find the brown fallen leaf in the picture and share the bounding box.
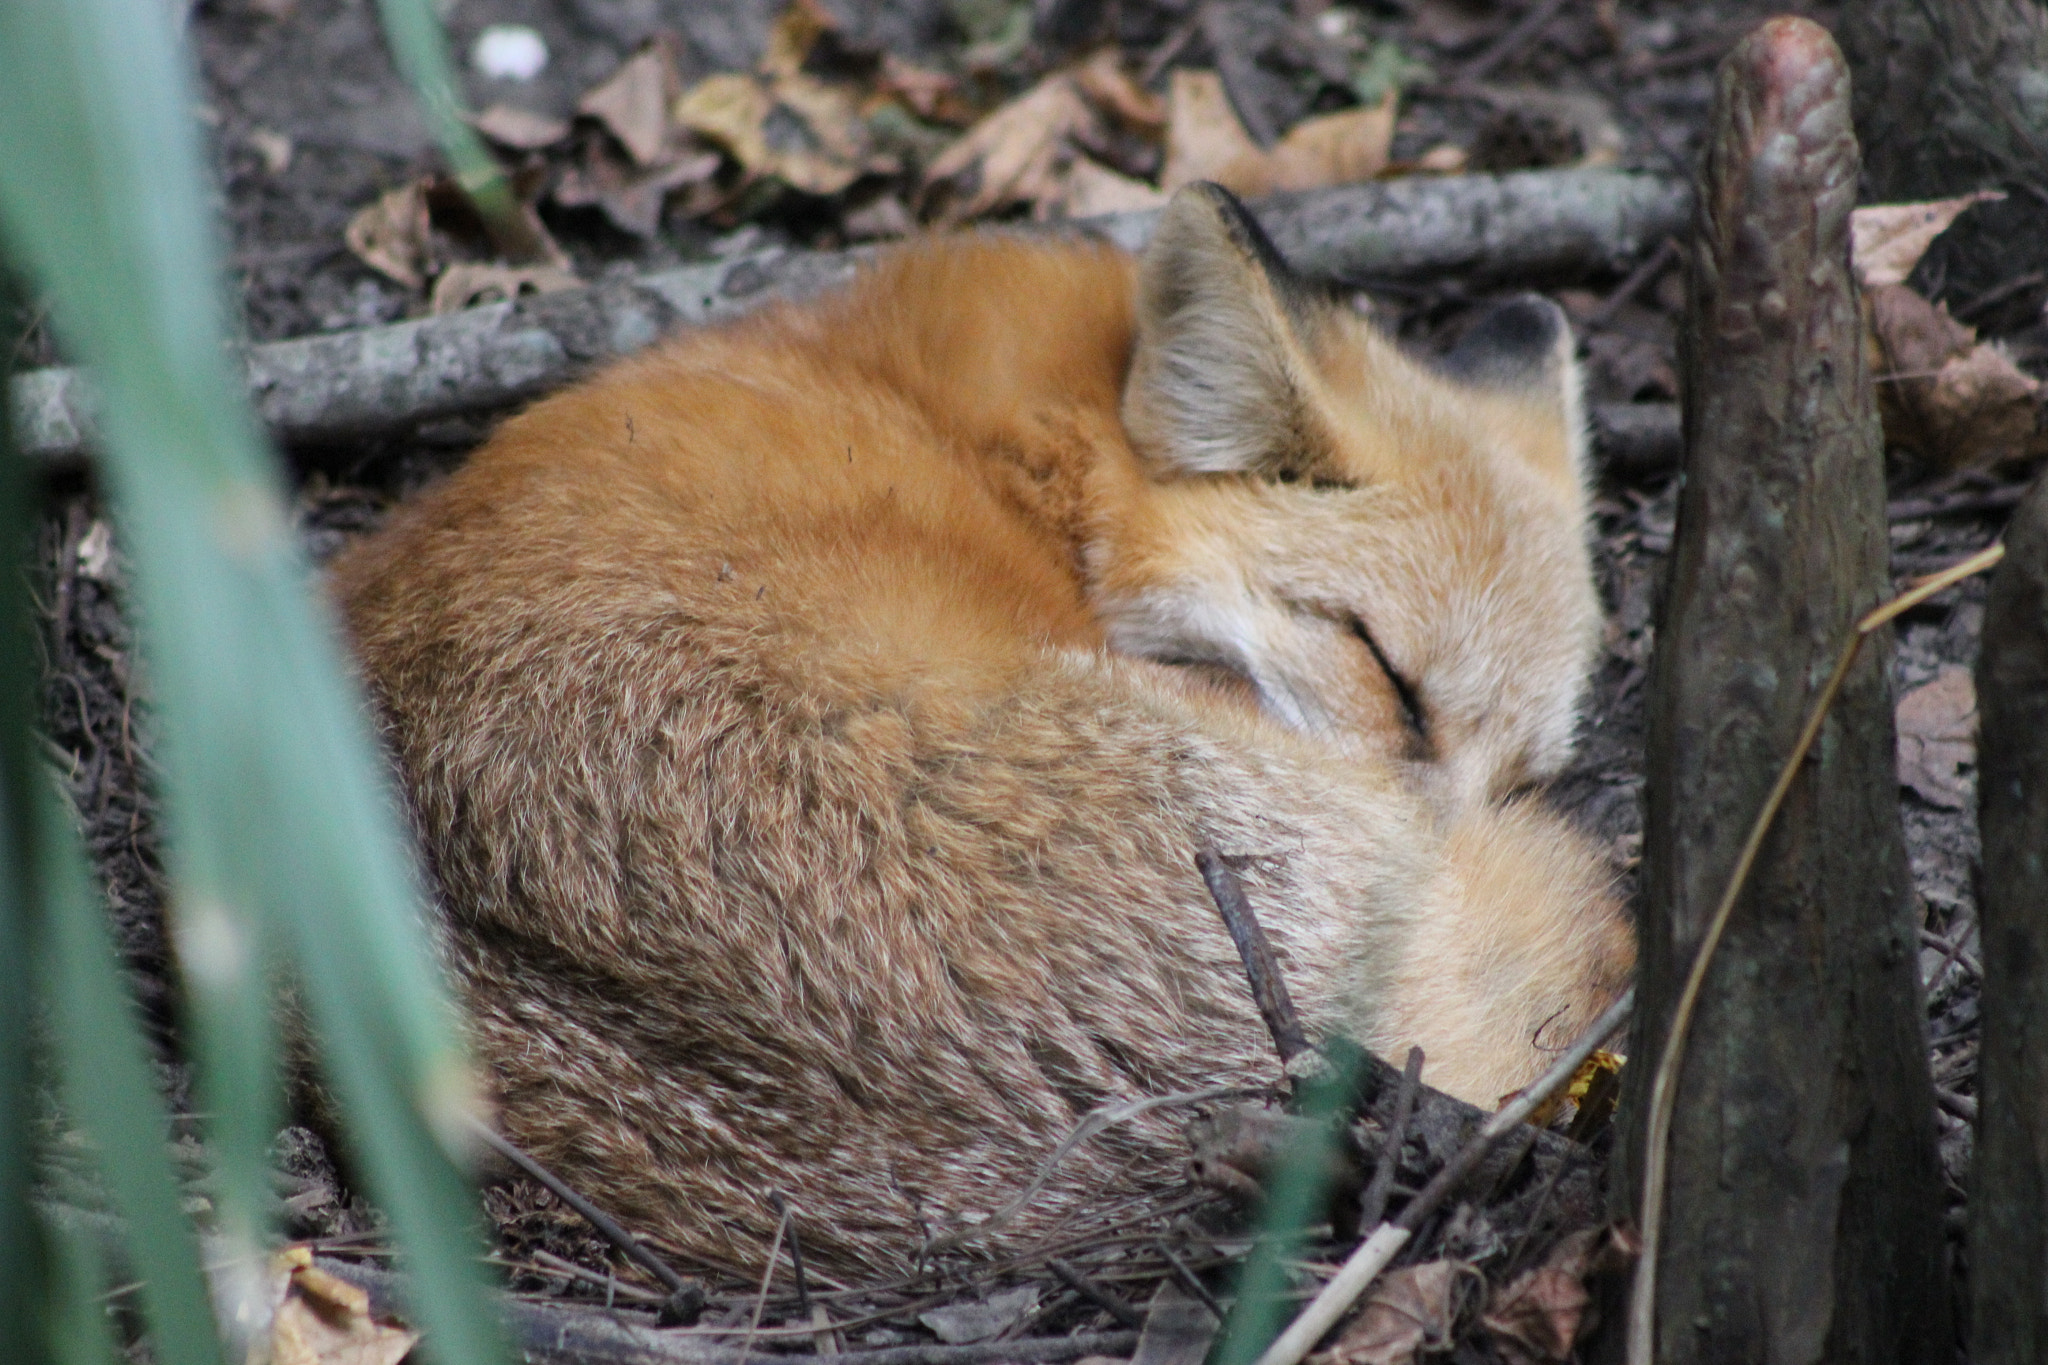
[1852,192,2004,290]
[1312,1260,1471,1365]
[429,261,582,314]
[343,182,433,291]
[1897,664,1978,810]
[1071,46,1166,132]
[473,103,571,151]
[1868,282,2043,470]
[1163,72,1394,197]
[881,54,974,125]
[677,71,886,198]
[1159,69,1264,194]
[1061,157,1167,217]
[1257,95,1396,193]
[1482,1227,1605,1364]
[266,1246,419,1365]
[922,71,1102,223]
[555,139,720,237]
[579,38,685,167]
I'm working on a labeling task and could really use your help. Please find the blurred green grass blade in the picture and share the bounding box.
[0,269,57,1365]
[37,778,222,1365]
[1212,1047,1364,1365]
[372,0,529,243]
[0,3,506,1363]
[46,1212,120,1365]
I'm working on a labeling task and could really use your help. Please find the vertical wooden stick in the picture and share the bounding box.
[1969,473,2048,1363]
[1616,18,1950,1364]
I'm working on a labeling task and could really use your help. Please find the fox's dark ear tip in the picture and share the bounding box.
[1436,295,1571,387]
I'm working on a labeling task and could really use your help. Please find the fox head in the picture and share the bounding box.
[1094,182,1600,809]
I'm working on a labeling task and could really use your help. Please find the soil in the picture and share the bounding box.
[20,0,2048,1358]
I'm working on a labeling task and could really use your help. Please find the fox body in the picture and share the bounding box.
[332,186,1632,1275]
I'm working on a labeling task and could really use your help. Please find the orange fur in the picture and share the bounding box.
[331,186,1631,1276]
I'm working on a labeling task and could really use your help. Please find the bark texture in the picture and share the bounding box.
[1614,19,1950,1364]
[8,169,1688,465]
[1969,471,2048,1365]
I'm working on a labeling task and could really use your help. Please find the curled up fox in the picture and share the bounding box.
[332,183,1634,1275]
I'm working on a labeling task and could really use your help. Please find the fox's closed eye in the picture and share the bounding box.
[1350,615,1429,740]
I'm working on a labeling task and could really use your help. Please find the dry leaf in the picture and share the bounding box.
[881,55,973,124]
[918,1285,1040,1344]
[580,40,684,166]
[923,72,1101,223]
[1164,73,1394,198]
[474,103,571,150]
[678,66,889,199]
[1071,47,1166,130]
[1897,665,1978,809]
[429,262,581,314]
[343,182,433,290]
[1869,282,2044,469]
[1313,1260,1468,1365]
[555,139,720,236]
[1482,1227,1603,1364]
[1258,94,1395,193]
[1160,69,1264,193]
[762,0,838,79]
[1062,157,1167,216]
[1852,192,2004,290]
[264,1247,419,1365]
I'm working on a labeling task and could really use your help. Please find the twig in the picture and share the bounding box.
[1455,0,1573,85]
[1626,542,2005,1364]
[768,1192,811,1317]
[1198,849,1310,1065]
[467,1119,698,1299]
[1048,1259,1146,1329]
[922,1090,1243,1258]
[1887,483,2030,523]
[1248,987,1635,1365]
[1154,1242,1225,1322]
[1354,1047,1423,1234]
[1934,1086,1979,1123]
[1918,925,1985,984]
[524,1248,665,1305]
[1585,238,1679,330]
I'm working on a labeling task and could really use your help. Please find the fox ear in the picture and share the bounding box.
[1123,183,1335,480]
[1436,294,1588,476]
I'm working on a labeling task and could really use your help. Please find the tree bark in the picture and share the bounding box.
[7,168,1688,466]
[1612,19,1950,1364]
[1969,471,2048,1364]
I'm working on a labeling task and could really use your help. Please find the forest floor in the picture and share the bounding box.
[22,0,2048,1359]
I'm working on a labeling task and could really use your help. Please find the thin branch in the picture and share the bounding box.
[468,1118,699,1301]
[1354,1047,1423,1234]
[1198,848,1310,1065]
[1249,987,1634,1365]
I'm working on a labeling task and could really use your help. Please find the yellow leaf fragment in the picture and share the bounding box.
[262,1247,419,1365]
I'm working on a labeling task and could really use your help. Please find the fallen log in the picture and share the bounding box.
[1617,18,1949,1364]
[10,168,1687,466]
[1968,469,2048,1365]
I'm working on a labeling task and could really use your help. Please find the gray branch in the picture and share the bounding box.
[10,169,1687,467]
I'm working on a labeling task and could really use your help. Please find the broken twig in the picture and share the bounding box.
[1249,987,1633,1365]
[1198,849,1310,1065]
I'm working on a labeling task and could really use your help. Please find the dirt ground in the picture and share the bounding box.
[23,0,2048,1357]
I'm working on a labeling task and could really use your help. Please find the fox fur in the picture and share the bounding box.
[330,184,1633,1276]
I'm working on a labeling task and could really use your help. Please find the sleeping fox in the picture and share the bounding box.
[331,183,1632,1276]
